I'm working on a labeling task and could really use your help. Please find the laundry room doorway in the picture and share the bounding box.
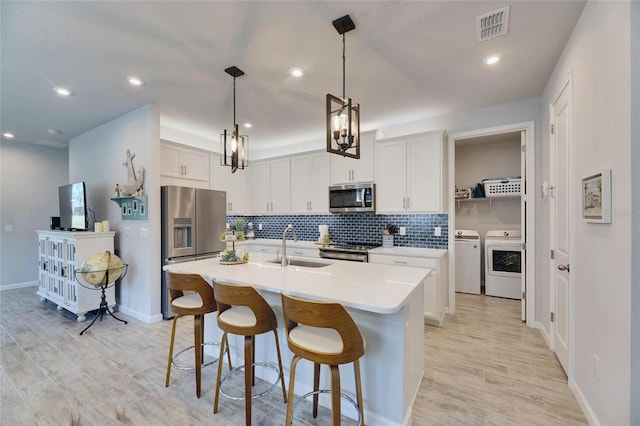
[448,122,535,327]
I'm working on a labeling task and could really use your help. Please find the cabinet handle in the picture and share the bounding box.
[403,198,406,209]
[61,266,66,278]
[271,202,274,211]
[393,260,408,264]
[406,197,410,209]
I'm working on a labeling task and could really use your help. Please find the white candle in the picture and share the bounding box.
[94,222,103,232]
[102,220,110,232]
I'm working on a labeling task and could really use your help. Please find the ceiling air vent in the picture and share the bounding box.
[476,6,510,42]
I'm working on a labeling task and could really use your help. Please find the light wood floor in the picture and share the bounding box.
[0,287,587,425]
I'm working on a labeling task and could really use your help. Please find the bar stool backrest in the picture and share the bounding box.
[281,293,365,365]
[166,272,217,316]
[212,280,278,335]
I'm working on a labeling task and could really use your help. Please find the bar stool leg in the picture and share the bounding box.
[272,330,288,403]
[213,331,228,413]
[286,355,302,425]
[244,335,252,426]
[330,365,341,426]
[194,314,203,397]
[312,363,321,417]
[354,360,365,426]
[165,314,181,387]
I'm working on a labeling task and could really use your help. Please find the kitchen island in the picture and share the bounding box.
[164,252,428,426]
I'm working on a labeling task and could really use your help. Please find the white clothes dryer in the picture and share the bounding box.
[454,230,481,294]
[484,230,522,299]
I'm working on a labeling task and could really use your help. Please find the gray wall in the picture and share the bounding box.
[0,140,68,288]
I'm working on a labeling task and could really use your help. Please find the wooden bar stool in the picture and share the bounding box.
[212,280,287,426]
[164,271,231,398]
[281,293,365,426]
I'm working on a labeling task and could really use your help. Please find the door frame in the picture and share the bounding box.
[447,121,536,327]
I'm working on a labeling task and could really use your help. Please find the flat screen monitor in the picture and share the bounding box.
[59,182,88,231]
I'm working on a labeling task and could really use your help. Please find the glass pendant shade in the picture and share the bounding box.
[220,124,248,173]
[326,94,360,158]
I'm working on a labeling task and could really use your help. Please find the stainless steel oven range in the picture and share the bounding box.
[319,242,381,262]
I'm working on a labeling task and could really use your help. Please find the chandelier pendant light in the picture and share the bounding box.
[326,14,360,159]
[220,66,248,173]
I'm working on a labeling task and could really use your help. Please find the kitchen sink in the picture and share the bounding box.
[267,259,332,268]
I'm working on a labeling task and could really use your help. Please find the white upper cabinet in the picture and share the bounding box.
[329,131,374,184]
[251,158,291,215]
[160,140,209,186]
[375,131,446,213]
[291,153,330,214]
[210,154,251,215]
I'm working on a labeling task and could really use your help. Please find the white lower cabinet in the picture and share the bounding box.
[369,252,447,326]
[37,230,116,322]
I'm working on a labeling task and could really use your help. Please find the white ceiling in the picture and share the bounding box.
[1,1,585,151]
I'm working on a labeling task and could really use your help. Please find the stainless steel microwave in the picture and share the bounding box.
[329,183,375,213]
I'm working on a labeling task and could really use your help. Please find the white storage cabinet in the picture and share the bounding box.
[330,131,375,184]
[37,230,116,322]
[160,140,210,186]
[291,152,330,214]
[251,158,291,214]
[210,153,252,215]
[369,252,448,326]
[375,131,446,213]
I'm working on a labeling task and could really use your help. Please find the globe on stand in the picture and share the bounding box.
[74,251,128,335]
[79,251,125,287]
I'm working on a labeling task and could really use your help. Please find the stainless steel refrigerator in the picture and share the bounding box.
[161,185,227,319]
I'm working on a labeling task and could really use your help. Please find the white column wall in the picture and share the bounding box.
[69,104,162,323]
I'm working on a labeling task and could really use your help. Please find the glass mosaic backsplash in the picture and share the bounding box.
[226,214,448,249]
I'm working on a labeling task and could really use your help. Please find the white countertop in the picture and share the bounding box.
[164,252,429,314]
[369,246,448,259]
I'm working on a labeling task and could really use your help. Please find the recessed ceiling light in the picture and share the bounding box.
[53,87,72,96]
[243,123,253,128]
[2,132,15,139]
[127,76,144,86]
[483,55,502,65]
[289,67,305,78]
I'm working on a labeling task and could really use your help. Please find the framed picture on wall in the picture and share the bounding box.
[582,169,611,223]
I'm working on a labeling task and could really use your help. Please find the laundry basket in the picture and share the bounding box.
[482,177,522,197]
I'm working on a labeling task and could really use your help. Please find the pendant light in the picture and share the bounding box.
[326,15,360,159]
[220,66,248,173]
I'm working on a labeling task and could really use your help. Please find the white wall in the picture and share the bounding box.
[0,141,68,289]
[70,104,162,323]
[541,2,632,424]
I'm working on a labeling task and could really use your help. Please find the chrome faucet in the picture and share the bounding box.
[281,225,298,267]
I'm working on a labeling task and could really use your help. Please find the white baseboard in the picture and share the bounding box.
[0,281,37,291]
[537,320,552,348]
[571,380,601,426]
[116,305,163,324]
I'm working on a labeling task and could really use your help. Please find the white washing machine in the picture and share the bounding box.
[484,230,522,299]
[455,230,481,294]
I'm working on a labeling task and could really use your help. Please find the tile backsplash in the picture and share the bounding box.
[226,214,448,249]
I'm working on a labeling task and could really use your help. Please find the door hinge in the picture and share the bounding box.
[522,291,526,300]
[550,249,555,259]
[550,312,555,322]
[551,124,555,134]
[521,242,526,250]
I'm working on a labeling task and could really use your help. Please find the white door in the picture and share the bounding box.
[550,79,572,374]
